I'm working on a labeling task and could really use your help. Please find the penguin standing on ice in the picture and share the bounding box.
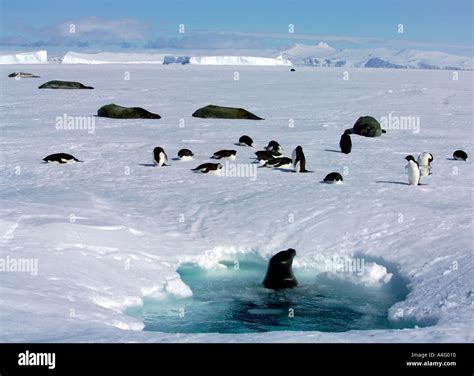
[339,129,352,154]
[292,146,311,172]
[417,152,433,176]
[153,147,169,167]
[405,155,420,186]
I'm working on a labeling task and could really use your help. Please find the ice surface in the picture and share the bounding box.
[0,64,472,342]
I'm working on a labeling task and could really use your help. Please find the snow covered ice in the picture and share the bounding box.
[0,64,472,342]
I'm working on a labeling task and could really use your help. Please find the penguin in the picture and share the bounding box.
[263,157,293,169]
[292,145,311,172]
[43,153,82,164]
[191,163,223,175]
[290,68,296,72]
[254,151,279,166]
[238,135,254,147]
[264,140,282,153]
[405,155,420,186]
[210,150,237,160]
[417,152,433,176]
[323,172,343,184]
[453,150,468,161]
[255,150,282,160]
[339,129,352,154]
[178,149,194,161]
[153,147,169,167]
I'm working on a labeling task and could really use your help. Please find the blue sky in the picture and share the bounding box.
[0,0,472,55]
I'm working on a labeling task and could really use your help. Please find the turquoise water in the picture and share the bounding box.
[128,255,417,333]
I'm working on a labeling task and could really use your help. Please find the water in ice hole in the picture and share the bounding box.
[127,254,419,333]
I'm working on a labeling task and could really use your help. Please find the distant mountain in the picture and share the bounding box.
[283,42,472,70]
[1,46,470,70]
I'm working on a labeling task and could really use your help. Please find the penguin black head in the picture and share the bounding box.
[265,140,281,152]
[405,155,416,162]
[344,129,352,136]
[295,145,303,152]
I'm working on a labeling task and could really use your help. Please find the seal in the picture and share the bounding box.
[97,103,161,119]
[192,105,263,120]
[38,80,93,89]
[263,249,298,290]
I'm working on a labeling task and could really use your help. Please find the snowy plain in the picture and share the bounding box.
[0,64,472,342]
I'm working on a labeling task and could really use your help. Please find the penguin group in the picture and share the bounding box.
[42,122,468,185]
[43,136,468,184]
[334,127,467,186]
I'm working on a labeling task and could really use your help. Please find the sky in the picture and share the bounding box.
[0,0,472,55]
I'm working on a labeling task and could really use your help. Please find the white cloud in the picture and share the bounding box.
[54,17,147,41]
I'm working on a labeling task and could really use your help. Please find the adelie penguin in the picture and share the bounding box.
[292,145,312,173]
[339,129,352,154]
[43,153,82,164]
[238,135,254,147]
[417,152,433,176]
[263,157,293,169]
[405,155,420,186]
[255,150,282,160]
[263,249,298,290]
[453,150,468,161]
[191,163,223,175]
[153,147,169,167]
[178,149,194,161]
[323,172,343,184]
[264,140,282,153]
[254,150,280,165]
[210,150,237,160]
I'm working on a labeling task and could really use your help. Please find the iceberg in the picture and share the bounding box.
[0,50,47,65]
[189,55,292,66]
